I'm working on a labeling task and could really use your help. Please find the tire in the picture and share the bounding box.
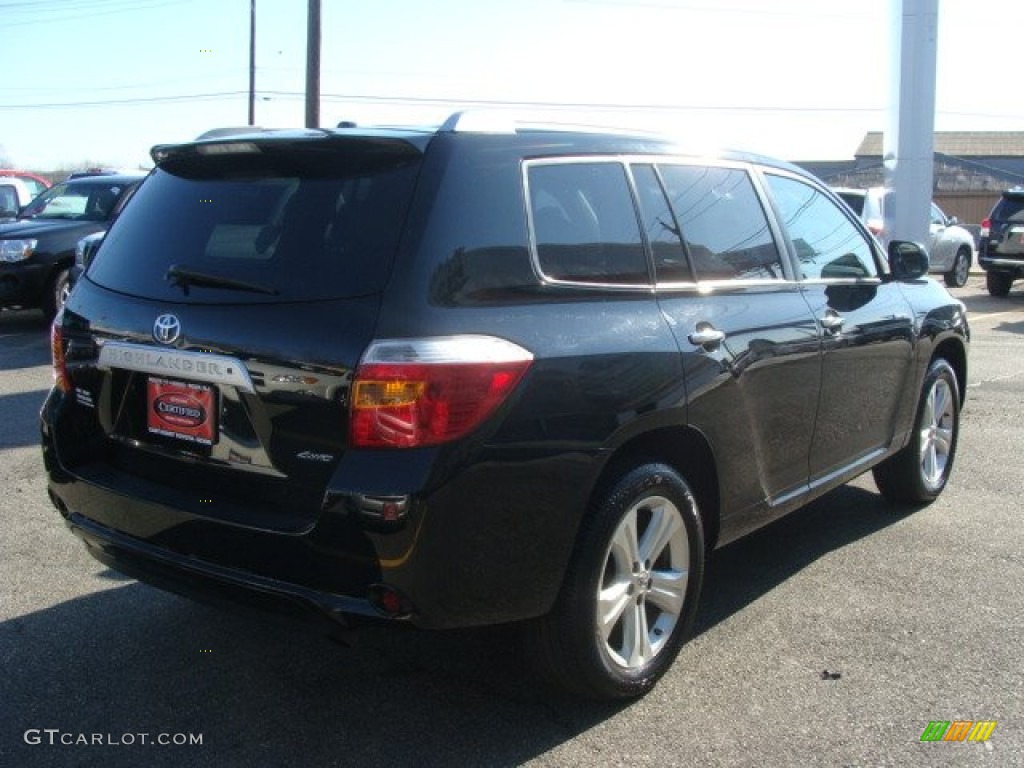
[986,270,1013,297]
[873,358,960,505]
[943,247,970,288]
[524,462,705,699]
[43,268,71,320]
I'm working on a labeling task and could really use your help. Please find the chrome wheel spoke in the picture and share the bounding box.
[621,599,653,667]
[638,500,682,565]
[648,568,686,615]
[598,580,632,640]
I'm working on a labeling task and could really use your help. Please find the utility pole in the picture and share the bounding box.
[248,0,256,125]
[305,0,321,128]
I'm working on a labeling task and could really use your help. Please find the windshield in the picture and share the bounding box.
[20,178,134,221]
[87,139,423,303]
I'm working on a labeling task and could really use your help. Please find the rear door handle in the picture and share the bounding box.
[820,311,844,333]
[688,324,726,348]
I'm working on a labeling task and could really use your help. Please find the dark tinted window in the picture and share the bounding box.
[528,162,648,285]
[631,164,692,282]
[657,165,782,281]
[87,141,422,302]
[993,192,1024,221]
[766,174,877,280]
[21,178,137,222]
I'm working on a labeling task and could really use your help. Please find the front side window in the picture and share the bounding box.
[657,164,783,281]
[766,174,878,280]
[527,162,648,285]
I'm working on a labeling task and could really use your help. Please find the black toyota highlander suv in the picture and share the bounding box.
[42,113,969,700]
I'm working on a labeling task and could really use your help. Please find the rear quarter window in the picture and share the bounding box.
[527,161,649,286]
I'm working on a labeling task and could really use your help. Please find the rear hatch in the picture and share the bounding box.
[990,190,1024,257]
[57,132,426,532]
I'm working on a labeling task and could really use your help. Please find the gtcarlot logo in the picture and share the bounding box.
[24,729,203,747]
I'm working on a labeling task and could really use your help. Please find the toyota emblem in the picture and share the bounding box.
[153,314,182,345]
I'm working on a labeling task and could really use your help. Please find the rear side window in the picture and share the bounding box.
[766,174,877,280]
[657,164,783,281]
[87,141,422,303]
[527,162,648,285]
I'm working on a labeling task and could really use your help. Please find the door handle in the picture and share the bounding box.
[820,311,844,333]
[688,324,726,348]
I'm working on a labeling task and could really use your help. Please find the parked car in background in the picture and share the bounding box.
[0,169,51,198]
[979,187,1024,297]
[43,114,968,700]
[0,173,144,317]
[833,186,975,287]
[0,177,35,221]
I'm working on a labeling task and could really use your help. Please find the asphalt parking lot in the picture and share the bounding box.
[1,275,1022,768]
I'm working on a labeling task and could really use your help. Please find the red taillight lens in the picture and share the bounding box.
[50,320,71,393]
[980,218,991,237]
[350,336,533,448]
[866,218,884,237]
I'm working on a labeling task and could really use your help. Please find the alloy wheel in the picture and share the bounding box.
[597,495,689,669]
[919,377,955,491]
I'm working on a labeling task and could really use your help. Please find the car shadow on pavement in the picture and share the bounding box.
[695,483,904,636]
[0,309,50,371]
[1,482,909,767]
[0,390,50,449]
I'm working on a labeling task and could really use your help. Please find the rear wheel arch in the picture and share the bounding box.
[932,338,967,407]
[593,426,720,552]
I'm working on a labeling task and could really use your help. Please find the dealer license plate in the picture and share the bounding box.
[146,376,217,446]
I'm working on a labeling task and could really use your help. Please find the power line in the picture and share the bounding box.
[0,91,247,110]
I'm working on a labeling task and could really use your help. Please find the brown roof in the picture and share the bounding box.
[856,131,1024,158]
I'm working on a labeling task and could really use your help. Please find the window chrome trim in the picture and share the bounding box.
[522,154,791,291]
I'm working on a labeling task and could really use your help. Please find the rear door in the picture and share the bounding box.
[761,171,916,486]
[633,161,821,527]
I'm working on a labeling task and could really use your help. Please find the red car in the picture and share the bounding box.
[0,170,51,199]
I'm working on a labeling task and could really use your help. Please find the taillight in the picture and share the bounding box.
[866,218,884,237]
[350,335,533,448]
[980,218,991,237]
[50,320,71,393]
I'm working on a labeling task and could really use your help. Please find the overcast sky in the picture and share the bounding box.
[2,0,1020,170]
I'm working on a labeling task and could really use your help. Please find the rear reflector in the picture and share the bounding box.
[50,320,71,393]
[350,336,533,448]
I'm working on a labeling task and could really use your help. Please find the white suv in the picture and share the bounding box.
[834,187,975,287]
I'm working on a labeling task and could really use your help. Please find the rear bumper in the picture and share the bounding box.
[63,510,375,628]
[41,388,593,630]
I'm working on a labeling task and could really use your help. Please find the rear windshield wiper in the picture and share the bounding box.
[166,265,279,296]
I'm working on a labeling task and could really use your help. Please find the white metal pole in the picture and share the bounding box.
[883,0,939,248]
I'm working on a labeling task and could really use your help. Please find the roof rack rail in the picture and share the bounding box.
[438,109,663,138]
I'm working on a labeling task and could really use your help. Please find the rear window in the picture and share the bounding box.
[837,192,865,216]
[87,140,422,303]
[993,192,1024,221]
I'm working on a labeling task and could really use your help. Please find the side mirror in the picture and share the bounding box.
[75,230,107,271]
[889,240,929,280]
[949,215,960,226]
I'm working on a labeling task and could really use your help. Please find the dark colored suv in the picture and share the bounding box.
[42,113,969,699]
[979,188,1024,296]
[0,173,143,317]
